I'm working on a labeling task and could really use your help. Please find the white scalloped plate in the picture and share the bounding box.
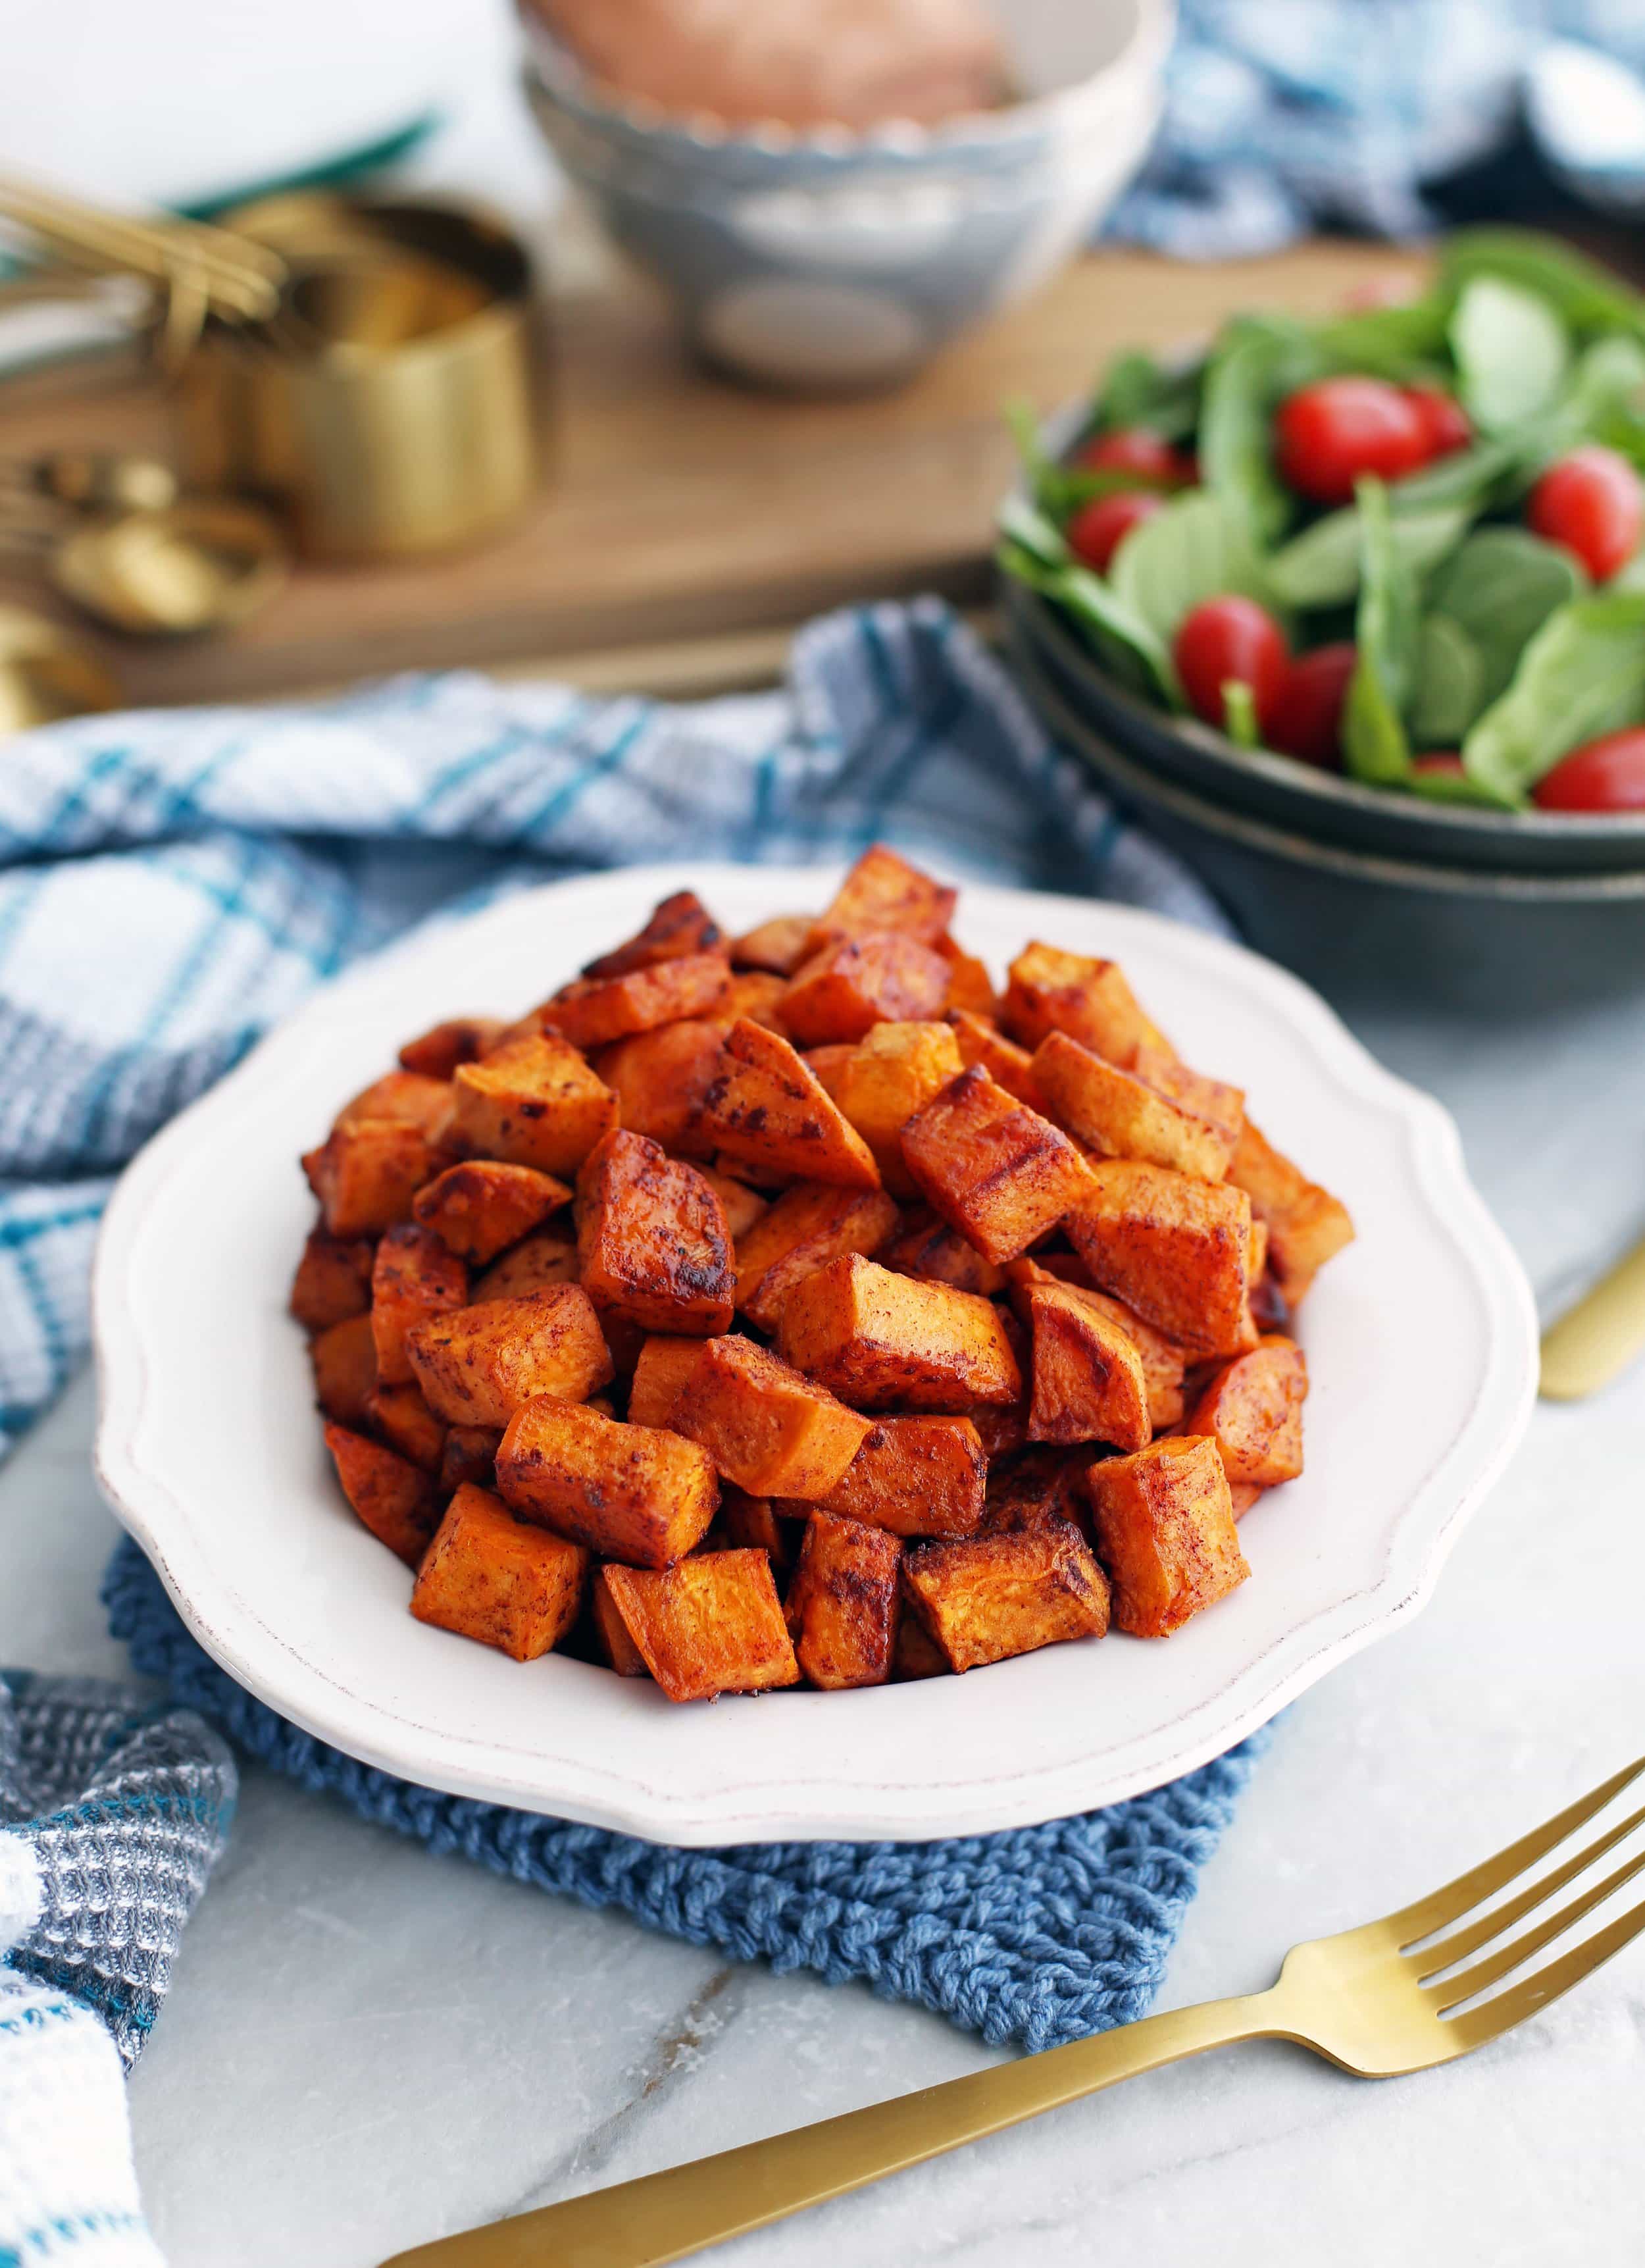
[93,864,1537,1845]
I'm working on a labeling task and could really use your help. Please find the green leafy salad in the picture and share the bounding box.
[1000,231,1645,815]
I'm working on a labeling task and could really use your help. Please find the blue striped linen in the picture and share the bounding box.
[2,599,1248,2267]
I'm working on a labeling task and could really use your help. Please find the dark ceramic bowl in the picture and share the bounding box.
[1007,616,1645,1012]
[1003,574,1645,880]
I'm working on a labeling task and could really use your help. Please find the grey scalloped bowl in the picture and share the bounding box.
[1003,572,1645,880]
[519,0,1171,389]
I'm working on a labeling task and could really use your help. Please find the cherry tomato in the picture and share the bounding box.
[1065,490,1165,573]
[1265,643,1357,769]
[1527,446,1644,582]
[1411,754,1465,779]
[1531,729,1645,812]
[1402,387,1471,459]
[1173,597,1290,733]
[1075,427,1195,488]
[1273,377,1430,505]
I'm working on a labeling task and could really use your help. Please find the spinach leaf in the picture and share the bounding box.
[1094,349,1202,442]
[1109,490,1276,648]
[1198,316,1317,548]
[996,490,1069,568]
[996,532,1180,708]
[1408,763,1520,808]
[1221,681,1261,749]
[1409,612,1486,746]
[1390,433,1532,513]
[1449,276,1571,434]
[1267,498,1471,609]
[1342,479,1419,785]
[1311,295,1450,379]
[1440,229,1645,342]
[1425,528,1585,706]
[1462,591,1645,798]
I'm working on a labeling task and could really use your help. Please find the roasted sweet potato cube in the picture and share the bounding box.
[590,1567,652,1674]
[472,1228,578,1303]
[407,1284,613,1428]
[903,1521,1109,1672]
[1000,942,1157,1070]
[1228,1121,1355,1305]
[593,1019,727,1158]
[440,1424,501,1494]
[626,1333,711,1429]
[721,1487,801,1570]
[1021,1279,1151,1451]
[880,1208,1005,1297]
[1148,1057,1244,1148]
[934,935,997,1020]
[290,1225,376,1333]
[669,1335,873,1499]
[830,1019,963,1193]
[334,1070,455,1139]
[785,1512,901,1689]
[544,951,732,1053]
[311,1311,377,1428]
[807,844,956,952]
[574,1129,734,1334]
[599,1552,800,1701]
[1228,1482,1265,1518]
[371,1224,468,1386]
[901,1065,1095,1266]
[496,1395,719,1566]
[808,1414,986,1539]
[776,1253,1021,1412]
[731,913,816,975]
[734,1182,900,1332]
[323,1421,440,1566]
[1185,1334,1307,1487]
[948,1009,1042,1106]
[699,1018,880,1190]
[413,1160,570,1264]
[979,1445,1092,1535]
[452,1033,617,1177]
[582,890,723,979]
[780,933,951,1047]
[303,1118,442,1240]
[892,1613,951,1680]
[1007,1260,1188,1431]
[716,970,791,1033]
[410,1483,589,1661]
[1086,1435,1249,1637]
[694,1164,769,1242]
[1067,1161,1252,1354]
[1031,1033,1237,1182]
[368,1380,447,1474]
[397,1018,506,1080]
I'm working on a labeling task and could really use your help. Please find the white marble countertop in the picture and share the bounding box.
[5,975,1645,2268]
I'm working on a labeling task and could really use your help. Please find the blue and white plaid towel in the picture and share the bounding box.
[1117,3,1645,254]
[0,599,1233,2264]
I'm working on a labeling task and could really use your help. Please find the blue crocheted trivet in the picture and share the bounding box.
[104,1538,1269,2052]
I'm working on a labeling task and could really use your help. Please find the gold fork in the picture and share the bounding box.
[384,1754,1645,2268]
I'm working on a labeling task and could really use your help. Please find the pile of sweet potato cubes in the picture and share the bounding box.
[294,849,1354,1702]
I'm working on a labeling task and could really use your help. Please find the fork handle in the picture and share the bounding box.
[382,1985,1294,2268]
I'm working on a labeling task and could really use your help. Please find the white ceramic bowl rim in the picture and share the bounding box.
[518,0,1173,161]
[91,863,1538,1845]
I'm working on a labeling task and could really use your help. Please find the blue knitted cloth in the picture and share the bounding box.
[103,1541,1267,2053]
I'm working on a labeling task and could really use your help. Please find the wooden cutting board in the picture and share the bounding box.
[0,234,1425,706]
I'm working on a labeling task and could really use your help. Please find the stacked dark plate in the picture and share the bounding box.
[1003,574,1645,1010]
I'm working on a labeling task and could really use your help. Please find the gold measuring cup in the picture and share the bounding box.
[178,195,542,561]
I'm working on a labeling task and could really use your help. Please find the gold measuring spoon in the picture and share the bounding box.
[0,497,288,636]
[1,450,178,516]
[0,604,120,731]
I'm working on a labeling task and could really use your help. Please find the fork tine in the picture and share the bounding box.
[1409,1799,1645,1978]
[1386,1753,1645,1945]
[1425,1842,1645,2012]
[1446,1890,1645,2049]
